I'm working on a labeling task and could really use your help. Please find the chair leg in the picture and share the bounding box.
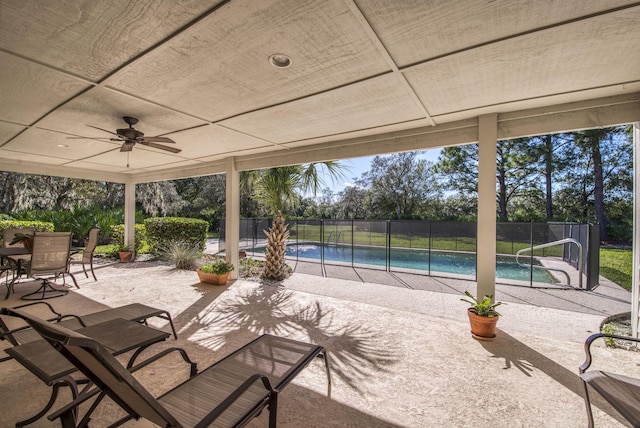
[67,272,80,289]
[320,350,332,397]
[90,259,97,281]
[16,376,78,427]
[582,381,595,428]
[81,263,89,278]
[268,392,278,428]
[21,279,68,300]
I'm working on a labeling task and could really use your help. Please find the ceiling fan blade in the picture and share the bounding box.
[138,141,182,153]
[120,142,135,152]
[87,125,122,138]
[141,136,176,144]
[66,136,114,140]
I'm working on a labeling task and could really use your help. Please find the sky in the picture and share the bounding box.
[320,148,443,193]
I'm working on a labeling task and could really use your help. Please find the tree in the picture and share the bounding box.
[361,152,440,219]
[261,210,290,281]
[136,181,185,217]
[435,145,478,194]
[571,127,631,241]
[528,134,572,219]
[495,138,539,221]
[335,185,370,219]
[252,162,345,215]
[436,141,540,221]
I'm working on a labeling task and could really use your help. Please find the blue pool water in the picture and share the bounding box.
[256,244,555,283]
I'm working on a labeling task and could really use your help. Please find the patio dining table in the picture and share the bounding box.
[0,247,32,300]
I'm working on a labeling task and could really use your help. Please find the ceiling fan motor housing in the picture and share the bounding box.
[116,128,144,139]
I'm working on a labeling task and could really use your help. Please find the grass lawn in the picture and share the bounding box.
[600,247,632,291]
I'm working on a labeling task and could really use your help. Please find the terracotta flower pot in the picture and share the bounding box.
[119,251,133,262]
[467,308,499,340]
[197,269,230,286]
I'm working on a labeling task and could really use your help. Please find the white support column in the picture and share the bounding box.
[226,157,240,279]
[477,114,498,299]
[124,180,136,251]
[633,122,640,338]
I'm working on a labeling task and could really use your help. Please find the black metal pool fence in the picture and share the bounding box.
[220,219,599,290]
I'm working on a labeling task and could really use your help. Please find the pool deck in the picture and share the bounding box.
[1,247,635,427]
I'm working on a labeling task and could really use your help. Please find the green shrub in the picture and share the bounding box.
[110,224,147,252]
[0,220,54,244]
[144,217,208,254]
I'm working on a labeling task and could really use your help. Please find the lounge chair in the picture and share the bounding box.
[8,306,331,428]
[0,301,178,356]
[0,302,178,426]
[579,333,640,427]
[1,306,181,427]
[69,227,99,281]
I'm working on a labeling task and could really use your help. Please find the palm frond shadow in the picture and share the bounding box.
[194,284,400,393]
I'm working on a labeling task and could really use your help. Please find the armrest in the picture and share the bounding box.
[128,347,198,377]
[47,387,103,422]
[13,302,64,321]
[194,373,277,428]
[579,333,640,374]
[57,314,87,328]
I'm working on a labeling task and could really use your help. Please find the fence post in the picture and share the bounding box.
[386,220,391,272]
[529,222,534,287]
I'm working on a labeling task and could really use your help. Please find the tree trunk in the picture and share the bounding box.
[592,139,608,241]
[542,135,553,219]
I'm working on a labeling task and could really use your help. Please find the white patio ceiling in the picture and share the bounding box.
[0,0,639,184]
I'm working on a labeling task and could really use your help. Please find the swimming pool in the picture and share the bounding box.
[254,244,555,283]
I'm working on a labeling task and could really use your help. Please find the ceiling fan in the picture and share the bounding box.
[73,116,181,153]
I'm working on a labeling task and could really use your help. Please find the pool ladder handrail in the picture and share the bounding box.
[326,231,343,246]
[515,238,583,288]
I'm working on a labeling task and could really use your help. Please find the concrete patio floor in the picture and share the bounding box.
[0,260,636,427]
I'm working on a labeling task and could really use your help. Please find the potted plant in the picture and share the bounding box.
[9,232,34,250]
[461,291,503,341]
[118,244,134,262]
[197,258,235,286]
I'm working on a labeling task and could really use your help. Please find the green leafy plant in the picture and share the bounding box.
[9,232,34,246]
[200,258,235,275]
[119,244,131,252]
[161,240,201,270]
[240,257,263,278]
[461,291,503,317]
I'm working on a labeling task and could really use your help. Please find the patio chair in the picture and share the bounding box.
[69,227,99,281]
[20,231,79,300]
[579,333,640,427]
[11,307,331,428]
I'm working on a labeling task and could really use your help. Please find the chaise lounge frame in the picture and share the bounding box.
[8,306,331,428]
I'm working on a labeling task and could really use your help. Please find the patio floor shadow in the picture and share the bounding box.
[0,261,636,427]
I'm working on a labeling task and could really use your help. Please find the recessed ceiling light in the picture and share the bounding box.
[57,144,70,148]
[269,53,292,68]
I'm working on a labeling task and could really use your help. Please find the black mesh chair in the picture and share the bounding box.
[8,307,330,428]
[579,333,640,427]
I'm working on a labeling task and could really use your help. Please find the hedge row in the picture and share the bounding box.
[110,217,208,254]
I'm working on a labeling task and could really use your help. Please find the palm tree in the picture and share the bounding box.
[253,161,344,281]
[253,161,346,215]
